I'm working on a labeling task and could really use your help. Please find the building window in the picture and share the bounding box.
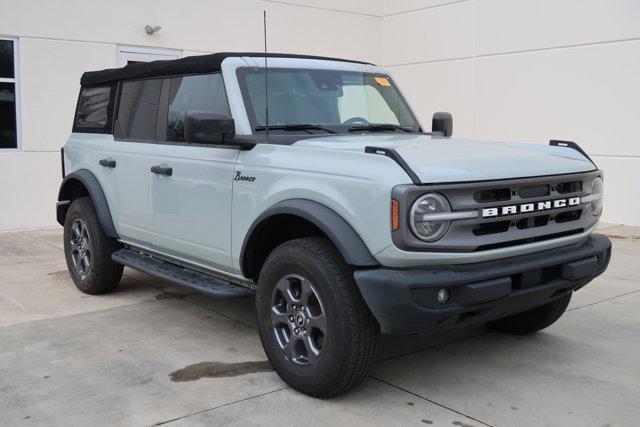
[0,37,19,150]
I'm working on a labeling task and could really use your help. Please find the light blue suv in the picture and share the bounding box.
[57,52,611,397]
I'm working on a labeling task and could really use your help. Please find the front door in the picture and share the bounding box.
[146,73,238,272]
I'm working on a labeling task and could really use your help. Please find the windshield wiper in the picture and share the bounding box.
[255,124,336,134]
[348,124,413,133]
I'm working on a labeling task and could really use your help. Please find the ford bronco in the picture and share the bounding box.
[57,52,611,397]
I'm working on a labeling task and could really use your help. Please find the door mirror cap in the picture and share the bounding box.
[432,112,453,137]
[184,111,235,144]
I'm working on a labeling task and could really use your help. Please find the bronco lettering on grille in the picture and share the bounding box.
[482,197,581,218]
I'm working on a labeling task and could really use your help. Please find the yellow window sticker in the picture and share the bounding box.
[374,76,391,87]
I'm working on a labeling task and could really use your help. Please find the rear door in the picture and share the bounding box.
[145,73,239,272]
[99,78,163,246]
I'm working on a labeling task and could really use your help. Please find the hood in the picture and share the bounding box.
[293,134,596,183]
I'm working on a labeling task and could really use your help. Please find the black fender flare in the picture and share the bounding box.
[240,199,379,276]
[57,169,119,238]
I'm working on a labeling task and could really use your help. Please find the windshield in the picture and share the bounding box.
[237,67,420,134]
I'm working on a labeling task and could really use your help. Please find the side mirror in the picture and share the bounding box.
[184,111,235,144]
[432,112,453,137]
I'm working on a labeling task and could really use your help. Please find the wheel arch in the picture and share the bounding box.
[240,199,379,281]
[57,169,119,238]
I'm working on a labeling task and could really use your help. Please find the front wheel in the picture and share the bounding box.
[256,237,379,397]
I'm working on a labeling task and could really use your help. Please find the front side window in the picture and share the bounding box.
[167,73,230,142]
[0,38,19,149]
[115,79,162,140]
[237,67,419,134]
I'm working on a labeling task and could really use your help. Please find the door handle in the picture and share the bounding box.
[150,165,173,176]
[99,159,116,168]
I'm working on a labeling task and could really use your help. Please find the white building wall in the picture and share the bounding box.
[1,0,638,230]
[0,0,382,230]
[383,0,640,225]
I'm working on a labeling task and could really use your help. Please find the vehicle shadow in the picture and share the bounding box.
[131,274,495,366]
[175,287,495,365]
[376,326,491,362]
[122,270,535,380]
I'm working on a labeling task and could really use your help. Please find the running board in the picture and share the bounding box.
[112,249,254,299]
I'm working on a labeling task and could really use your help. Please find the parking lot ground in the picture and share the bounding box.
[0,226,638,426]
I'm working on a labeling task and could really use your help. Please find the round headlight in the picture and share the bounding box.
[590,177,604,216]
[410,193,451,242]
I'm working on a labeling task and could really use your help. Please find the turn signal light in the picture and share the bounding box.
[391,199,399,231]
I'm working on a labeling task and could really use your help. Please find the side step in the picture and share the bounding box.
[112,249,254,299]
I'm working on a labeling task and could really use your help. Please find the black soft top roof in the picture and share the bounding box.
[80,52,372,86]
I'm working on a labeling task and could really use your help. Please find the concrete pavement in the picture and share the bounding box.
[0,226,638,426]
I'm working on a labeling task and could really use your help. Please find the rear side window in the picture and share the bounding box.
[115,79,162,141]
[76,86,111,129]
[167,74,230,142]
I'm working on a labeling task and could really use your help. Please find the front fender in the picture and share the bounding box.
[240,198,379,275]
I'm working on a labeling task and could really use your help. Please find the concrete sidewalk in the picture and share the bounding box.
[0,227,638,426]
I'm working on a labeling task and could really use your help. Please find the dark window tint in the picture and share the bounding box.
[116,79,162,140]
[167,74,230,142]
[0,40,14,78]
[76,86,111,128]
[0,82,17,149]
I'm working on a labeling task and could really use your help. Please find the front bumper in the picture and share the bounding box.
[354,234,611,334]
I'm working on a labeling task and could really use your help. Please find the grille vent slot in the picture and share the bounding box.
[516,214,550,229]
[474,188,511,203]
[518,184,550,199]
[555,209,582,223]
[473,220,510,236]
[556,180,583,194]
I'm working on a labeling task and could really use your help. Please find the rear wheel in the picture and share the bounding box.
[63,197,123,294]
[485,294,572,335]
[256,237,379,397]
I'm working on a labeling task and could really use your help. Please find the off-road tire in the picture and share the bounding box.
[256,237,379,397]
[485,293,572,335]
[63,196,123,294]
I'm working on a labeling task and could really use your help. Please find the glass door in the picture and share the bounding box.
[116,46,181,67]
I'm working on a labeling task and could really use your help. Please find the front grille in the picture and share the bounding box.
[392,170,600,252]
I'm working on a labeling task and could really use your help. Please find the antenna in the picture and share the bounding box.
[263,10,269,138]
